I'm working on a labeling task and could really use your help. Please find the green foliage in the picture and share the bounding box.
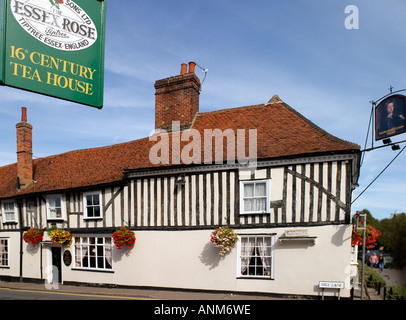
[356,210,406,268]
[358,264,386,288]
[377,213,406,268]
[355,209,380,227]
[387,285,406,300]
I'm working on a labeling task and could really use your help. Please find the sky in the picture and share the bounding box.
[0,0,405,220]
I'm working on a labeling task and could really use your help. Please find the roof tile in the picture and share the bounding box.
[0,102,359,198]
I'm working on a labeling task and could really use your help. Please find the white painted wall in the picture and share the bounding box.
[55,224,354,298]
[0,232,20,278]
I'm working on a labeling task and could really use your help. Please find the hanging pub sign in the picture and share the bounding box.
[375,94,406,140]
[0,0,106,109]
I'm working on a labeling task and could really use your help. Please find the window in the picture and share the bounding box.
[83,191,102,219]
[26,199,36,212]
[46,195,64,220]
[74,236,112,271]
[26,199,39,227]
[240,180,270,214]
[237,235,274,278]
[2,201,16,223]
[0,239,9,267]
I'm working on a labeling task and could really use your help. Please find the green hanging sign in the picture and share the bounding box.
[0,0,106,109]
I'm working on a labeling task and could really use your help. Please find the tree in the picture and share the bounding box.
[377,213,406,268]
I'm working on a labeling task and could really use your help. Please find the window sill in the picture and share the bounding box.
[239,212,270,215]
[2,221,17,224]
[83,217,103,221]
[71,268,114,273]
[279,236,317,245]
[237,276,274,280]
[0,266,10,269]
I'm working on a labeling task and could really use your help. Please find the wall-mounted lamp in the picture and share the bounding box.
[351,183,360,190]
[176,174,186,185]
[392,144,400,151]
[382,138,392,145]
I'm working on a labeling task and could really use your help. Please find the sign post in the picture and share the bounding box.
[355,211,367,300]
[318,281,345,300]
[0,0,106,109]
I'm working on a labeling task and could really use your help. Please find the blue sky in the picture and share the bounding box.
[1,0,405,220]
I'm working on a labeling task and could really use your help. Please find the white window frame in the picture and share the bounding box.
[236,234,275,279]
[46,194,66,221]
[73,236,113,271]
[83,191,103,220]
[0,238,9,267]
[239,179,270,214]
[2,201,17,223]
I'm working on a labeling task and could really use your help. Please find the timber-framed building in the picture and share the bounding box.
[0,62,360,298]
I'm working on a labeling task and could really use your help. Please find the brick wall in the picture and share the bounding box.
[16,107,33,188]
[154,63,201,132]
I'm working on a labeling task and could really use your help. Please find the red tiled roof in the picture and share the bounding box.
[0,102,360,198]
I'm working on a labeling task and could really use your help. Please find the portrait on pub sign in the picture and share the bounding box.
[375,94,406,140]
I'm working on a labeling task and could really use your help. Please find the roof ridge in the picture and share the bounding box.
[29,136,151,164]
[197,103,266,115]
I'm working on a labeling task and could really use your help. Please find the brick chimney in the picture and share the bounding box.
[16,107,33,190]
[154,62,201,132]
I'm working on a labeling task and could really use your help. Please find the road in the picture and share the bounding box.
[0,286,138,300]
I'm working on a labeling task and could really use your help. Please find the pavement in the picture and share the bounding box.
[0,267,404,300]
[381,267,406,287]
[0,280,289,300]
[353,267,406,300]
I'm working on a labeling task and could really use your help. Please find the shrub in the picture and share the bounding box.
[358,264,386,288]
[387,285,406,300]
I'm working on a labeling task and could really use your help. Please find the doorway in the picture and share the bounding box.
[51,247,62,284]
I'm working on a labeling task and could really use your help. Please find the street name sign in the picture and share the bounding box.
[0,0,106,109]
[319,281,344,289]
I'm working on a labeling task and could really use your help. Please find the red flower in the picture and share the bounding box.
[351,224,381,249]
[23,228,43,245]
[56,0,64,4]
[112,226,136,249]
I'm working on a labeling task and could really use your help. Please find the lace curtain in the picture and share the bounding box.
[243,182,266,212]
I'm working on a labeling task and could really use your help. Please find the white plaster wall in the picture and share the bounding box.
[59,224,353,298]
[0,232,21,278]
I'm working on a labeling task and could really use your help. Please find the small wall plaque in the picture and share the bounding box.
[63,250,72,267]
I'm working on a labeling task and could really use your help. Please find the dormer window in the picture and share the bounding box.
[83,191,103,219]
[46,194,66,221]
[2,201,16,223]
[240,180,270,214]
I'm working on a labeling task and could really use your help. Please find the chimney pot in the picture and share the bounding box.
[188,62,196,74]
[21,107,27,122]
[180,63,187,75]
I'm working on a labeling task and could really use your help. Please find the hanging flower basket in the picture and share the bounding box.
[351,225,381,249]
[351,215,382,249]
[47,227,72,247]
[112,226,136,249]
[210,227,238,256]
[23,228,43,245]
